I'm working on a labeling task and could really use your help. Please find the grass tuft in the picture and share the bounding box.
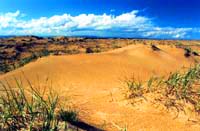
[124,76,144,98]
[0,79,77,130]
[126,64,200,115]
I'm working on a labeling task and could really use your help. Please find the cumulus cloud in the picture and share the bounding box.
[0,10,20,28]
[0,10,199,38]
[143,27,193,38]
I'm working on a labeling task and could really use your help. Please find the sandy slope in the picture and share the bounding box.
[0,44,199,130]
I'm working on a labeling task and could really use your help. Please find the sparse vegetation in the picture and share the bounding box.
[147,76,164,92]
[124,76,144,98]
[20,54,38,66]
[163,64,200,112]
[58,109,78,123]
[0,36,135,74]
[0,79,78,130]
[126,64,200,115]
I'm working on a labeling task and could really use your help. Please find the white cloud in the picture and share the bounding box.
[0,10,20,28]
[143,27,192,38]
[0,10,198,38]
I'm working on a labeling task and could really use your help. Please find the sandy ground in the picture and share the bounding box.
[0,44,200,130]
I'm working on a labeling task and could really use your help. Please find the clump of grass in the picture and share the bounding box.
[58,109,77,122]
[0,79,77,130]
[125,75,164,99]
[166,65,200,98]
[124,76,144,98]
[126,64,200,115]
[164,64,200,112]
[146,76,164,92]
[57,109,78,130]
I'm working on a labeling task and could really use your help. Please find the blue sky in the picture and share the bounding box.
[0,0,200,39]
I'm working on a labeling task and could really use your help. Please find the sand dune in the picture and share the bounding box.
[0,44,199,130]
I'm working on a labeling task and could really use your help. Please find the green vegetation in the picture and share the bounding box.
[0,49,81,74]
[126,64,200,114]
[20,54,38,66]
[38,49,51,57]
[125,75,164,99]
[0,79,78,130]
[124,77,144,98]
[164,64,200,112]
[147,76,164,92]
[0,62,11,73]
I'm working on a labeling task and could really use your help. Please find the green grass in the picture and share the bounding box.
[0,79,77,130]
[164,64,200,112]
[124,76,144,98]
[126,64,200,114]
[147,76,164,92]
[166,65,200,97]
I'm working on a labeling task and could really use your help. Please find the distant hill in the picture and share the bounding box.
[0,36,15,38]
[0,35,199,40]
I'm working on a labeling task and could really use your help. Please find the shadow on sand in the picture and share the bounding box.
[68,120,105,131]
